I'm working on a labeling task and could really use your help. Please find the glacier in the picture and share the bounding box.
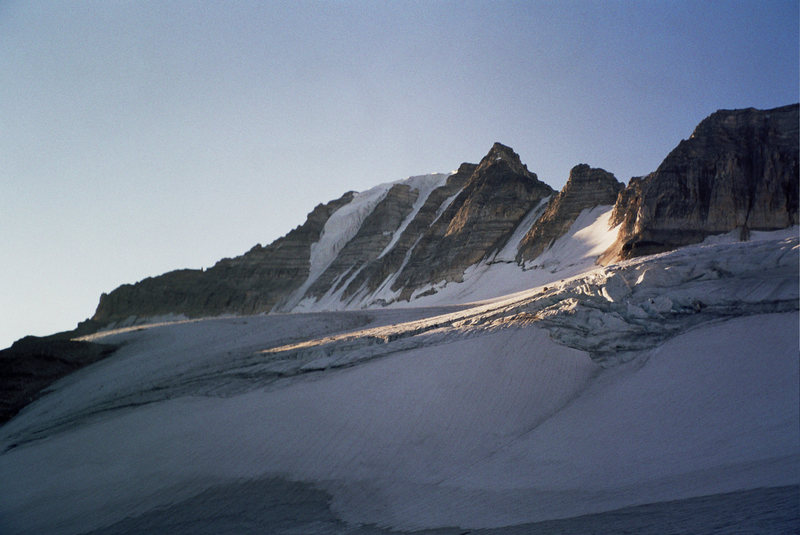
[0,227,797,533]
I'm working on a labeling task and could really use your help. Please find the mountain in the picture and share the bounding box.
[600,104,798,262]
[91,142,557,325]
[0,105,798,533]
[516,163,623,262]
[85,105,799,330]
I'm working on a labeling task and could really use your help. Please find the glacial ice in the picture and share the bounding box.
[0,232,797,534]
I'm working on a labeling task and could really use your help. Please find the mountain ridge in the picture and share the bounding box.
[87,104,797,330]
[12,104,800,338]
[600,103,798,262]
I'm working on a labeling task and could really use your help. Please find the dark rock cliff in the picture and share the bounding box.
[601,104,799,262]
[92,191,356,325]
[516,164,623,262]
[319,164,476,304]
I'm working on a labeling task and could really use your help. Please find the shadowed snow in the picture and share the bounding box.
[0,233,797,534]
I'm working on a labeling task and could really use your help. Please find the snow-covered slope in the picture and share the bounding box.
[0,233,797,534]
[282,172,452,311]
[288,204,621,313]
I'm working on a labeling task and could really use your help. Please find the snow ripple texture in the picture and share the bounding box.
[0,235,797,534]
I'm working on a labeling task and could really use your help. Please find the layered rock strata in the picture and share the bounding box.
[92,192,356,325]
[389,143,554,298]
[312,164,476,305]
[601,104,799,262]
[516,164,623,262]
[301,183,420,300]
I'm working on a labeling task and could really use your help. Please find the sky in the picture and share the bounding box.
[1,0,798,348]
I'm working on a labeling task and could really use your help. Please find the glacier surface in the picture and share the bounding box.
[0,233,797,534]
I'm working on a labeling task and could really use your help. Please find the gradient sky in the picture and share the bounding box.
[2,0,798,348]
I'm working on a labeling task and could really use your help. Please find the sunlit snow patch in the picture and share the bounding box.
[287,173,451,311]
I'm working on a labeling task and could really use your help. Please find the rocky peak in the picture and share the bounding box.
[517,164,623,262]
[443,144,552,237]
[565,163,618,186]
[454,162,478,176]
[474,142,535,179]
[600,103,799,263]
[388,144,553,296]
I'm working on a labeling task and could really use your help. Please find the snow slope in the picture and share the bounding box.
[284,173,451,311]
[292,205,621,313]
[0,234,797,534]
[397,205,621,307]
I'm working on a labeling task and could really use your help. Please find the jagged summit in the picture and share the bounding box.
[387,143,552,296]
[475,141,535,179]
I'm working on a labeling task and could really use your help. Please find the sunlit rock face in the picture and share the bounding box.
[91,191,357,324]
[89,144,556,324]
[516,164,623,263]
[390,143,554,298]
[601,104,799,262]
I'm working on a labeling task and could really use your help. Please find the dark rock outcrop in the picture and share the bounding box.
[0,335,118,424]
[93,191,357,325]
[303,183,420,300]
[601,104,799,262]
[517,164,623,262]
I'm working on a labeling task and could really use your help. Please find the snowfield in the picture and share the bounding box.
[0,233,797,533]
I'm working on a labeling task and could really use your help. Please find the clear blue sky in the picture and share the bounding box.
[1,0,798,348]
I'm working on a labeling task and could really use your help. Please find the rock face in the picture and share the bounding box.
[302,183,420,300]
[517,164,623,262]
[92,144,555,322]
[93,191,356,325]
[273,143,556,306]
[601,104,799,262]
[0,335,118,423]
[88,104,799,327]
[304,164,477,305]
[389,143,554,298]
